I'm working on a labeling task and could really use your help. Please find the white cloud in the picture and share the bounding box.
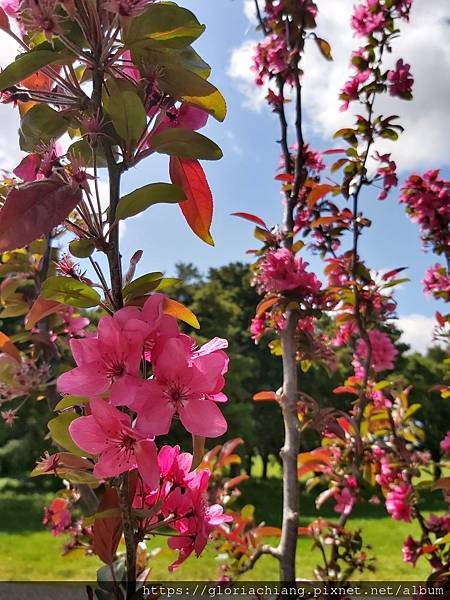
[227,40,267,111]
[397,313,440,353]
[229,0,450,171]
[0,31,22,172]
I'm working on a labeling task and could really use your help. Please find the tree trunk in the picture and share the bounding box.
[278,312,300,583]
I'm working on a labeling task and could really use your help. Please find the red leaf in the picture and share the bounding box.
[231,211,268,230]
[0,7,10,30]
[169,157,214,246]
[25,296,63,330]
[92,488,123,565]
[0,179,82,252]
[322,148,346,155]
[274,173,294,183]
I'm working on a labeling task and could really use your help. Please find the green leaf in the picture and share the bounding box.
[48,412,88,457]
[132,43,211,79]
[42,276,100,308]
[0,50,63,90]
[124,4,205,49]
[63,469,99,487]
[67,139,108,168]
[123,272,163,299]
[20,104,68,152]
[117,183,185,220]
[69,239,95,258]
[156,65,226,122]
[103,77,147,147]
[54,395,89,411]
[151,128,222,160]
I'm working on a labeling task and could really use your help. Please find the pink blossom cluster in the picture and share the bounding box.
[252,34,293,87]
[400,170,450,254]
[351,0,412,37]
[353,329,398,376]
[333,476,358,516]
[423,264,450,302]
[255,248,322,299]
[0,358,50,404]
[133,445,232,570]
[441,431,450,454]
[374,152,398,200]
[57,293,229,484]
[263,0,318,24]
[387,59,413,99]
[385,482,413,522]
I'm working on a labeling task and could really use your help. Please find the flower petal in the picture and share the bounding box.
[179,398,227,437]
[69,415,109,454]
[57,362,109,396]
[135,439,159,489]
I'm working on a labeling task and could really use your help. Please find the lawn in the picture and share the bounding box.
[0,476,443,582]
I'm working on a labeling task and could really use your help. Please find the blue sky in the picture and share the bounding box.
[0,0,448,351]
[115,1,449,331]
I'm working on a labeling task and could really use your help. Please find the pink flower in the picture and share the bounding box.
[351,0,386,37]
[402,535,420,565]
[165,470,232,571]
[57,310,147,406]
[400,170,450,252]
[387,59,413,98]
[250,315,266,342]
[374,152,398,200]
[1,408,18,426]
[147,104,208,144]
[339,69,370,111]
[440,431,450,454]
[257,248,322,298]
[69,398,158,487]
[423,264,450,302]
[334,487,356,516]
[252,34,293,86]
[386,482,413,522]
[354,329,398,374]
[61,308,90,337]
[104,0,154,17]
[135,336,228,438]
[111,293,179,364]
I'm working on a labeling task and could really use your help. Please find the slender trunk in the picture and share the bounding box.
[278,312,300,583]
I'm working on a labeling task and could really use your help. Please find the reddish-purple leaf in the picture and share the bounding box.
[92,487,123,565]
[0,179,82,252]
[169,157,214,246]
[231,211,268,230]
[13,154,41,182]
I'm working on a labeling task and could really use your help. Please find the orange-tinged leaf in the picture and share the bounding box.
[25,296,63,330]
[0,331,21,362]
[169,156,214,245]
[256,296,278,318]
[307,184,337,207]
[255,526,282,537]
[163,297,200,329]
[253,391,277,402]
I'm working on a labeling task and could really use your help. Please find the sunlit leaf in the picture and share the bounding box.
[117,183,185,220]
[152,128,222,160]
[42,276,100,308]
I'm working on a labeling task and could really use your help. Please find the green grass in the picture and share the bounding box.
[0,479,445,582]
